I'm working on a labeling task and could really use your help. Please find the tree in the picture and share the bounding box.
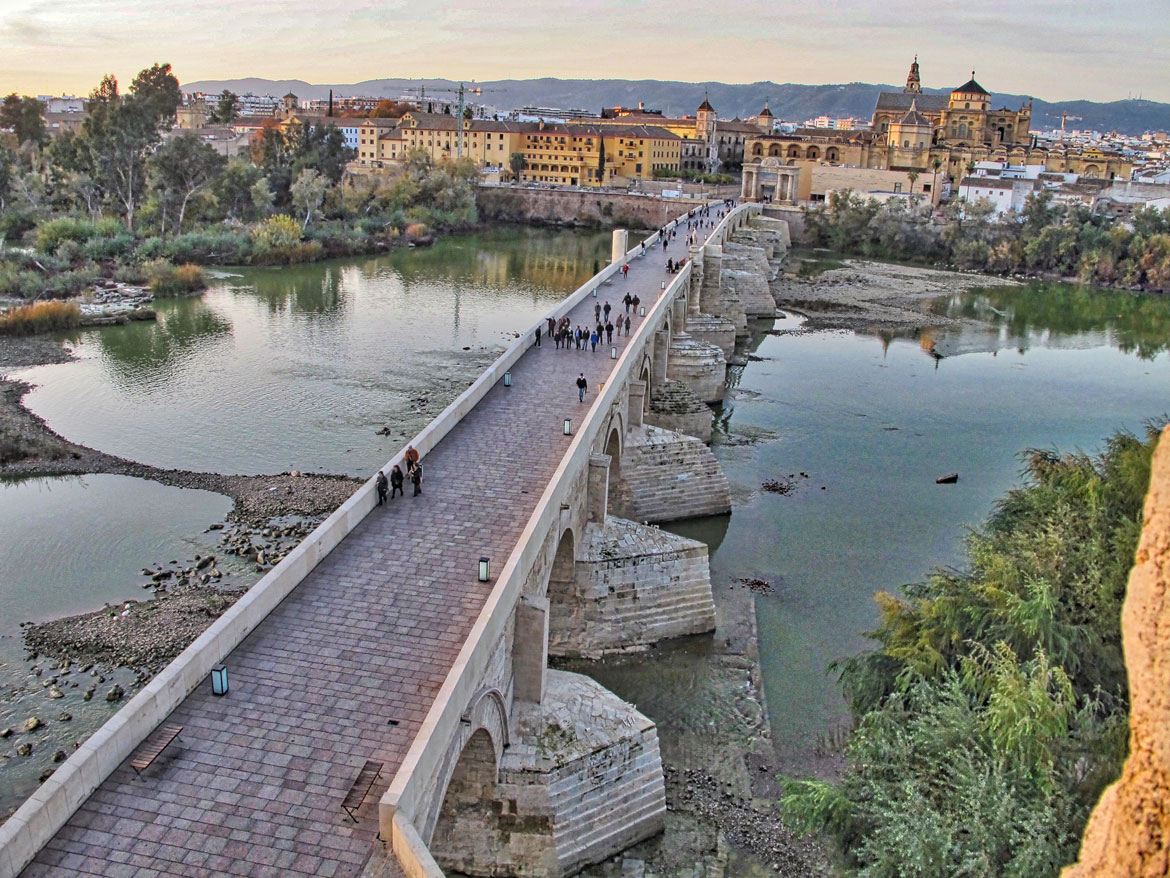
[250,177,275,216]
[75,84,162,229]
[290,168,327,230]
[597,136,606,185]
[0,94,46,147]
[907,170,919,196]
[508,152,525,184]
[213,158,263,220]
[0,143,14,211]
[148,133,225,234]
[211,90,239,125]
[129,63,182,126]
[87,75,119,107]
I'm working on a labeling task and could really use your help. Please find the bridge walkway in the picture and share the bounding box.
[22,213,718,878]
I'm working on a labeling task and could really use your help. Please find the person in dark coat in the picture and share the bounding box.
[605,321,614,344]
[576,373,588,402]
[623,292,632,313]
[534,323,541,346]
[390,465,404,498]
[375,470,388,505]
[411,462,423,496]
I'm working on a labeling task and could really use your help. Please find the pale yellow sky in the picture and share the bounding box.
[1,0,1167,103]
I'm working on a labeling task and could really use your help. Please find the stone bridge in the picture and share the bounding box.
[0,201,789,878]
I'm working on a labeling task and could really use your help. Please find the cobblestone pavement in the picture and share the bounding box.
[22,207,728,878]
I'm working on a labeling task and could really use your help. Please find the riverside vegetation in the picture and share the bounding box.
[781,426,1162,877]
[0,63,480,328]
[803,189,1170,292]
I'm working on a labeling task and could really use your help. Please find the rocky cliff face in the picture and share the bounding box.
[1063,425,1170,878]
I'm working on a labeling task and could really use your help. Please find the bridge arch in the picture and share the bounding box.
[546,527,582,655]
[428,728,503,872]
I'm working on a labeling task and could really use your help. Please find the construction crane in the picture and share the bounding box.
[399,83,489,158]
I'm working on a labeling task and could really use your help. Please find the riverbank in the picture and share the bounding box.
[774,252,1018,331]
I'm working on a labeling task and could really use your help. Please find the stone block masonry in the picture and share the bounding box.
[476,187,706,230]
[646,379,713,444]
[428,671,665,878]
[615,425,731,524]
[666,334,727,404]
[721,242,779,318]
[548,516,716,658]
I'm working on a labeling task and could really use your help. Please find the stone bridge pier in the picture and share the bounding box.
[391,211,794,876]
[0,202,784,878]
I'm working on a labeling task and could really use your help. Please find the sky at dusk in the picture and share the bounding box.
[2,0,1167,104]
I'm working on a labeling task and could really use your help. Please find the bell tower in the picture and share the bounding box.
[904,55,921,94]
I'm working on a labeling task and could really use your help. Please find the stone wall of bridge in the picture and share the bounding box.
[476,187,709,231]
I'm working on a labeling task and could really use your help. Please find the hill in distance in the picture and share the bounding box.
[182,76,1170,136]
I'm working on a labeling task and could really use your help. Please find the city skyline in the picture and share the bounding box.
[1,0,1169,104]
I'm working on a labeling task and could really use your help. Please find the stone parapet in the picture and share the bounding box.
[616,424,731,523]
[647,379,712,444]
[666,334,727,404]
[548,516,716,657]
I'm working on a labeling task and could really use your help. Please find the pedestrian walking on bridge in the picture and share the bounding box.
[577,373,588,403]
[411,462,424,496]
[375,470,389,506]
[535,323,542,346]
[390,465,404,498]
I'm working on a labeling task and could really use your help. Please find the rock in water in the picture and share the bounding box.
[53,749,67,763]
[17,742,32,756]
[57,712,72,722]
[47,685,64,699]
[106,684,125,702]
[22,716,42,732]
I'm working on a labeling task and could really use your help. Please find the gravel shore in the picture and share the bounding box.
[774,255,1018,331]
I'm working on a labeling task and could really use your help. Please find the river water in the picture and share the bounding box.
[0,226,613,814]
[3,232,1169,815]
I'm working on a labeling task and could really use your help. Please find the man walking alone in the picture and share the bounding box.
[576,373,588,403]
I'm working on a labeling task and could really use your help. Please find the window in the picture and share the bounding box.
[894,183,902,192]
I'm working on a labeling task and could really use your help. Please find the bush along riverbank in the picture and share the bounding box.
[780,425,1162,877]
[1,62,481,324]
[803,190,1170,293]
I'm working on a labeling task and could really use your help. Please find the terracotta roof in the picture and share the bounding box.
[758,104,774,118]
[697,98,714,112]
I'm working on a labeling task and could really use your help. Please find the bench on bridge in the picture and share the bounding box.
[130,724,183,778]
[341,759,383,822]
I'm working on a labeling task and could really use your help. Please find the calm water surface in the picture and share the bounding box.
[689,282,1169,772]
[12,227,613,476]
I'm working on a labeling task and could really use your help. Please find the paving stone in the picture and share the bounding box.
[23,210,722,877]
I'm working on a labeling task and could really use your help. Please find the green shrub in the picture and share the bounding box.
[82,233,136,261]
[0,210,37,241]
[164,229,251,264]
[0,263,42,299]
[133,237,166,260]
[112,262,147,284]
[0,300,81,335]
[35,216,124,252]
[250,214,302,252]
[142,260,207,296]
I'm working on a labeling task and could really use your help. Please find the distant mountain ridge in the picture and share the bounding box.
[182,76,1170,136]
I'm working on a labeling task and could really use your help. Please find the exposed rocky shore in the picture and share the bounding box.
[774,252,1018,331]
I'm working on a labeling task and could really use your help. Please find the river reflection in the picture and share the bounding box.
[924,281,1170,360]
[13,226,613,476]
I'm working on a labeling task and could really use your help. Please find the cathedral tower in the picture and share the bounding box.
[904,56,921,94]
